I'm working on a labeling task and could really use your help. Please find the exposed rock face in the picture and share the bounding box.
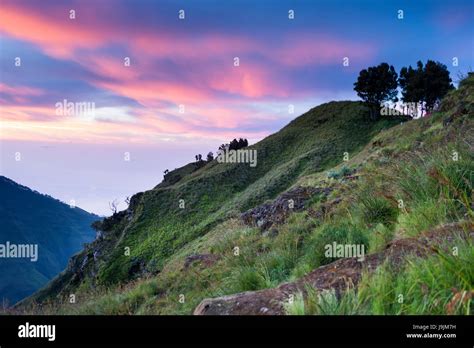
[241,186,330,230]
[183,254,220,270]
[194,223,473,315]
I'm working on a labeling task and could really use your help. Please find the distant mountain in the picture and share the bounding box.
[0,176,98,305]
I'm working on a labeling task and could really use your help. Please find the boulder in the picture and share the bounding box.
[240,186,329,231]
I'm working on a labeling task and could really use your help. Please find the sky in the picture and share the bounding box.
[1,0,473,215]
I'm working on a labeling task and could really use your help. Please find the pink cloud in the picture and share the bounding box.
[0,83,45,105]
[0,83,44,96]
[0,2,377,144]
[0,105,57,122]
[0,3,112,58]
[131,34,260,61]
[206,62,290,98]
[270,34,376,67]
[0,2,376,108]
[96,79,213,106]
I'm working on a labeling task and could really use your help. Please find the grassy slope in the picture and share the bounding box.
[17,77,473,315]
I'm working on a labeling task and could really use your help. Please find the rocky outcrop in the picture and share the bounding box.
[241,186,330,230]
[194,222,473,315]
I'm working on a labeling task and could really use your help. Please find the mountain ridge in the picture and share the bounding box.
[20,100,407,303]
[14,76,473,314]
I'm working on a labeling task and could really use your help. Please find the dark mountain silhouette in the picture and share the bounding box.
[0,176,98,305]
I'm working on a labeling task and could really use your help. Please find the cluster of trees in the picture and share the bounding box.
[192,152,214,162]
[354,60,454,120]
[189,138,249,165]
[219,138,249,152]
[399,61,454,115]
[164,138,251,177]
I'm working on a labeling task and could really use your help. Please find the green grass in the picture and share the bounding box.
[397,199,454,237]
[286,238,473,315]
[284,292,306,315]
[359,194,399,227]
[231,266,266,292]
[284,286,362,315]
[302,221,370,268]
[390,150,473,237]
[368,223,395,253]
[358,238,474,315]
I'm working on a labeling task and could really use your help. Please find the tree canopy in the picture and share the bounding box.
[400,60,453,115]
[354,63,398,120]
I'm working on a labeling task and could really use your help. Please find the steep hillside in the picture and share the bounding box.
[0,176,98,305]
[16,76,473,315]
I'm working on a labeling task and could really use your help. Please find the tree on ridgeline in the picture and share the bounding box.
[399,61,425,116]
[109,199,119,214]
[206,152,214,161]
[218,143,228,153]
[399,60,454,116]
[238,138,248,149]
[354,63,399,120]
[218,138,249,153]
[229,139,239,151]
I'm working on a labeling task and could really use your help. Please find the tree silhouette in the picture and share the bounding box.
[218,138,248,153]
[354,63,398,120]
[229,139,239,151]
[206,152,214,161]
[399,61,424,116]
[400,60,453,116]
[423,59,454,111]
[109,199,119,214]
